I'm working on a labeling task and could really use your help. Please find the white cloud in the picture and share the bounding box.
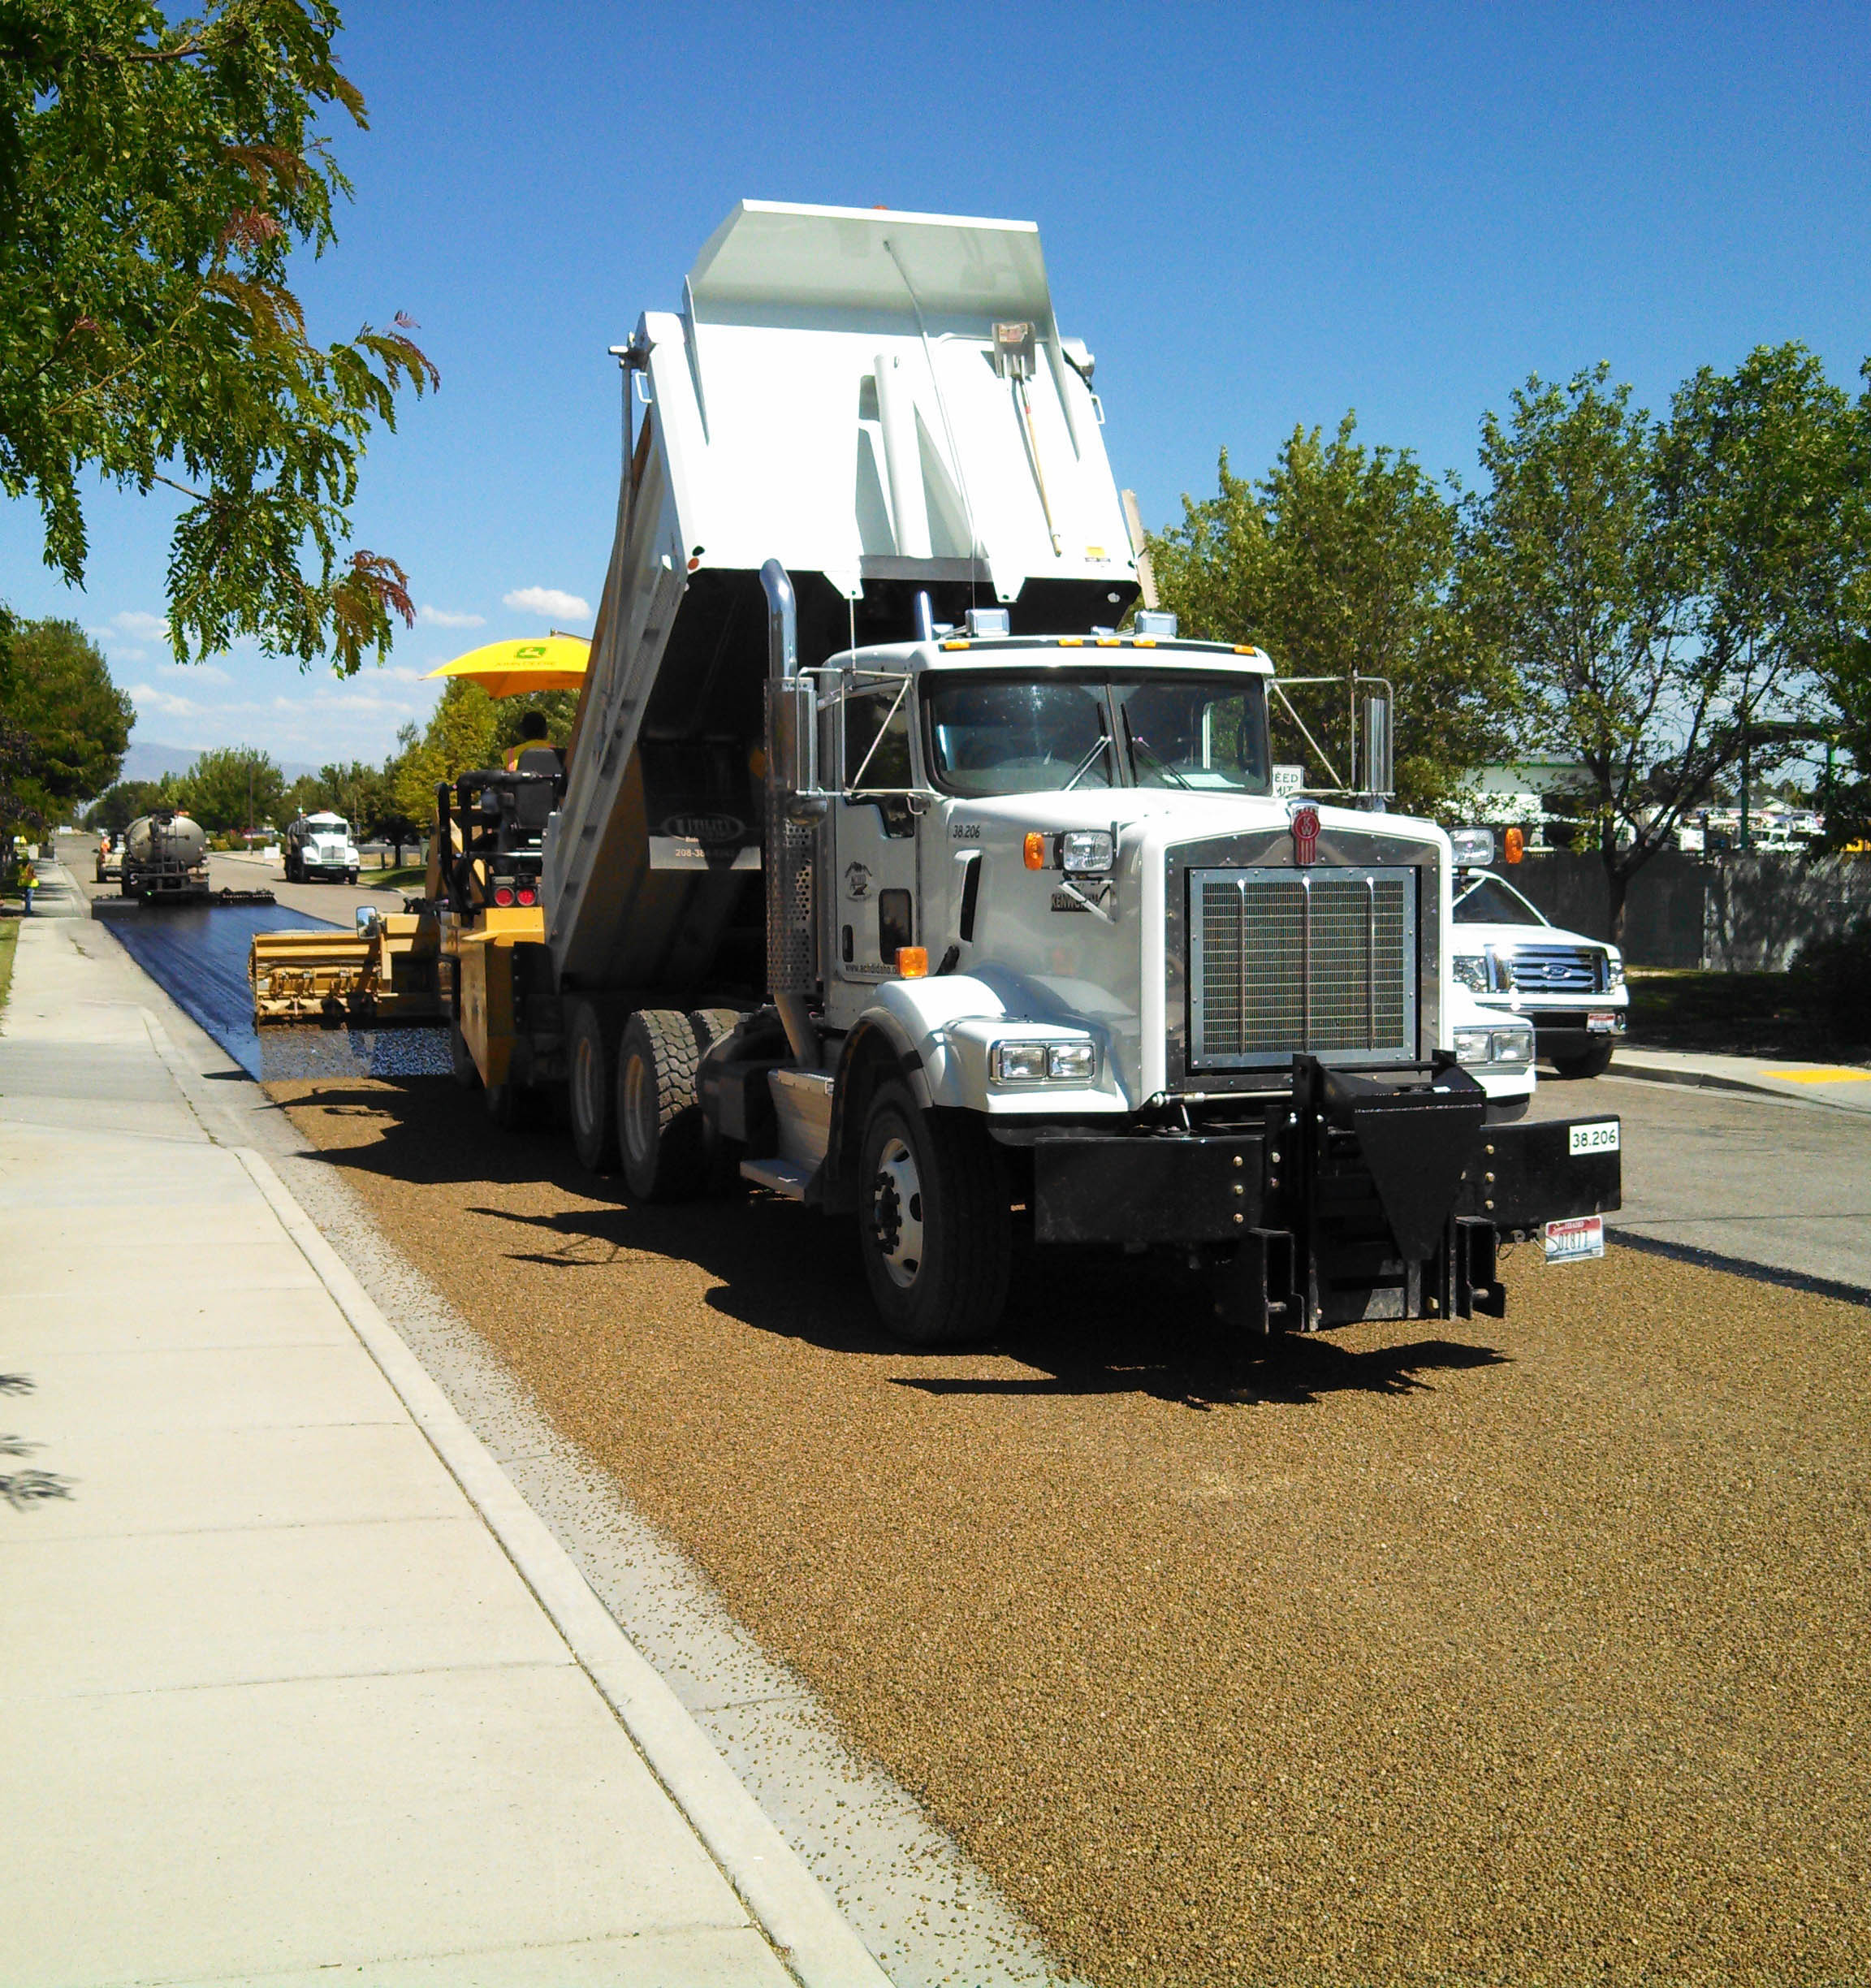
[112,610,171,641]
[417,604,486,629]
[503,586,590,622]
[127,684,196,718]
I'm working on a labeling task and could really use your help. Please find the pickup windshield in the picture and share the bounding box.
[923,672,1269,797]
[1454,875,1549,927]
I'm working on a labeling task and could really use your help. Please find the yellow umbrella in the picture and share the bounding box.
[425,633,590,700]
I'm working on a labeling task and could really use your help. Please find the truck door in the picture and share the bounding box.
[828,671,920,1018]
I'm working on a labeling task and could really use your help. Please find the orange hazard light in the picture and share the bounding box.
[1023,832,1047,870]
[896,947,929,979]
[1504,827,1525,864]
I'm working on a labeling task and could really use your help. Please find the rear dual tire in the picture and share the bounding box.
[617,1009,706,1200]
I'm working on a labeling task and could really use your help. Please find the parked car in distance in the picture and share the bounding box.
[1449,831,1628,1078]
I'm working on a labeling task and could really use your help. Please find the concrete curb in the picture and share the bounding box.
[229,1136,893,1988]
[1609,1055,1871,1114]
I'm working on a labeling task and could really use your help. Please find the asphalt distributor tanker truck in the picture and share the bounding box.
[440,201,1620,1346]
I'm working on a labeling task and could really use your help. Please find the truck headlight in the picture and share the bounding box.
[1454,1023,1534,1067]
[1491,1022,1535,1065]
[1046,1041,1098,1082]
[1453,955,1489,993]
[992,1041,1048,1083]
[1605,951,1625,989]
[991,1039,1098,1083]
[1060,830,1114,875]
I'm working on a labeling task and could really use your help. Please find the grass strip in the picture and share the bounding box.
[0,909,18,1019]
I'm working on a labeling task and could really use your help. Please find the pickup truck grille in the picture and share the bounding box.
[1189,866,1417,1068]
[1508,944,1602,992]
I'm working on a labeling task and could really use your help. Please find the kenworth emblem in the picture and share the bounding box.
[1290,803,1320,866]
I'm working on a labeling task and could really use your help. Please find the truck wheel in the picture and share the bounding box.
[856,1083,1010,1346]
[450,1018,482,1091]
[1552,1039,1614,1079]
[567,996,623,1173]
[689,1008,747,1196]
[617,1009,706,1200]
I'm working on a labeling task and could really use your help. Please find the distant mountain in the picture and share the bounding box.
[119,740,318,784]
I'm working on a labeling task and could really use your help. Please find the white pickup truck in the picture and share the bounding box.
[1450,833,1628,1078]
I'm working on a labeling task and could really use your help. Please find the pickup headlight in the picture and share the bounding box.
[1060,830,1114,875]
[1454,1022,1534,1067]
[1605,951,1626,990]
[991,1039,1099,1084]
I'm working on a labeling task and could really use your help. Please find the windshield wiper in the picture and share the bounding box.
[1125,716,1190,789]
[1061,734,1113,790]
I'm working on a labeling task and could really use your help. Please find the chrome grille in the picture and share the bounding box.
[1189,867,1417,1068]
[1508,944,1601,992]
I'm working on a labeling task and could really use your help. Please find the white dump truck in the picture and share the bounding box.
[284,810,361,884]
[447,200,1618,1345]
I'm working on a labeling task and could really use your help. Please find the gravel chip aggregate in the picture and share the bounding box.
[272,1074,1871,1987]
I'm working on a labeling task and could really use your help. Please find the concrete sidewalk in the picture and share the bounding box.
[1612,1044,1871,1114]
[0,918,888,1984]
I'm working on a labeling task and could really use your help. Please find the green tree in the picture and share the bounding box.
[1460,352,1867,942]
[0,0,436,672]
[1149,416,1507,814]
[84,771,180,831]
[388,678,499,831]
[179,743,282,830]
[0,616,133,829]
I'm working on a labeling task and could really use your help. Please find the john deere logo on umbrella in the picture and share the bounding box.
[661,813,745,844]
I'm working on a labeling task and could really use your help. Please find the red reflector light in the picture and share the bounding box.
[493,884,515,906]
[517,887,537,906]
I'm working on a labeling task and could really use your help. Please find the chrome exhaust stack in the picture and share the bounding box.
[761,559,823,1067]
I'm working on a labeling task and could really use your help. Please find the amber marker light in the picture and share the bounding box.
[1505,826,1526,863]
[1022,832,1047,870]
[896,947,929,978]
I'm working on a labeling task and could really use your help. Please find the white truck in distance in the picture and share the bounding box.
[284,811,361,885]
[467,200,1620,1347]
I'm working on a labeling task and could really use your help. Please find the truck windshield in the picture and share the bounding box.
[922,672,1268,796]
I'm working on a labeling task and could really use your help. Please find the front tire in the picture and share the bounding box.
[567,996,623,1173]
[856,1082,1010,1346]
[616,1009,706,1200]
[1552,1039,1614,1079]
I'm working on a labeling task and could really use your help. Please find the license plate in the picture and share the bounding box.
[1545,1215,1605,1264]
[1569,1120,1619,1156]
[1587,1011,1618,1033]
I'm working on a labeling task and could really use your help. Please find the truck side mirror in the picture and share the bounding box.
[1359,691,1394,807]
[771,676,828,821]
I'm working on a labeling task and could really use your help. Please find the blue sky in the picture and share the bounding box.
[5,0,1868,770]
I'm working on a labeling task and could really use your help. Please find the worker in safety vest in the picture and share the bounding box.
[503,710,565,776]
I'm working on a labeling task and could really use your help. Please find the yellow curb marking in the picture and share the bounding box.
[1764,1069,1871,1083]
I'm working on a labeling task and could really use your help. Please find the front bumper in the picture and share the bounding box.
[1000,1058,1621,1333]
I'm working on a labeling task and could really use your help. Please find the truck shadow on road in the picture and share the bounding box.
[275,1078,1511,1411]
